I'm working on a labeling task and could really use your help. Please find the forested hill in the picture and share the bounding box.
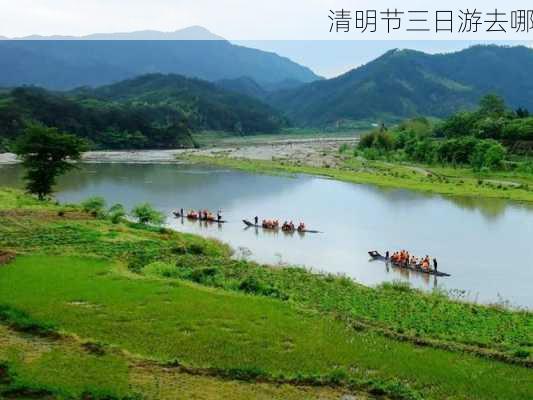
[73,73,288,133]
[0,74,288,151]
[269,45,533,126]
[0,27,320,89]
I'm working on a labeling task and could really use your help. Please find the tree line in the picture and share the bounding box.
[357,95,532,172]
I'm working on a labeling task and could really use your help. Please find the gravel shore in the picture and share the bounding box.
[0,137,358,166]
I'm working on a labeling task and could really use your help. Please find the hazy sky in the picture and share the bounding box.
[1,0,532,77]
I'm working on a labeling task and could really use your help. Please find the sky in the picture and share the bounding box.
[1,0,532,78]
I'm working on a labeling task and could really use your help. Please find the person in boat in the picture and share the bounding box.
[422,256,430,270]
[217,209,222,222]
[254,216,259,225]
[298,222,305,232]
[433,258,438,272]
[385,251,389,259]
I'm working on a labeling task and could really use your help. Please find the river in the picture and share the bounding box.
[1,162,532,308]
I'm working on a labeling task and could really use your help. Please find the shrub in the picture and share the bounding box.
[339,143,349,153]
[131,203,165,226]
[238,276,284,298]
[191,267,219,284]
[358,130,394,151]
[108,203,126,224]
[144,261,178,278]
[0,304,56,337]
[81,197,107,217]
[187,242,206,255]
[513,349,530,359]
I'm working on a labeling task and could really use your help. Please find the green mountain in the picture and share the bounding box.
[0,27,320,90]
[269,45,533,126]
[76,73,287,132]
[0,73,287,151]
[216,77,268,100]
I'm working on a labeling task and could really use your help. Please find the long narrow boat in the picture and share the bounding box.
[174,212,227,223]
[368,251,451,277]
[243,219,321,234]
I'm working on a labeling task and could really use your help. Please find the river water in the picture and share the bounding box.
[1,162,532,308]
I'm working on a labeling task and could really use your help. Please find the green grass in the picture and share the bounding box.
[1,188,532,399]
[150,256,533,363]
[192,128,364,147]
[0,255,532,400]
[178,154,533,202]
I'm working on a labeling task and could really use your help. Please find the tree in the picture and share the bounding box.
[516,107,530,118]
[108,203,126,224]
[14,125,87,200]
[131,203,165,226]
[478,94,506,117]
[81,197,107,217]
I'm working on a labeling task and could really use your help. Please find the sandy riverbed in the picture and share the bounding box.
[0,137,358,167]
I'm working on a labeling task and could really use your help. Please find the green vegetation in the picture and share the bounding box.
[357,95,532,170]
[179,154,533,202]
[81,196,107,217]
[0,74,287,152]
[0,188,532,399]
[13,125,87,199]
[131,202,166,226]
[269,45,533,126]
[182,95,533,203]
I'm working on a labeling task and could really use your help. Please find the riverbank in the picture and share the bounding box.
[0,188,532,399]
[0,136,358,165]
[176,147,533,203]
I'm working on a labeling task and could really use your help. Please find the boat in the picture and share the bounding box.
[368,251,451,277]
[174,211,227,223]
[243,219,321,234]
[243,219,278,230]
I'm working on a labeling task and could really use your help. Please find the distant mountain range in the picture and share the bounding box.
[0,26,320,90]
[1,34,532,129]
[268,45,533,125]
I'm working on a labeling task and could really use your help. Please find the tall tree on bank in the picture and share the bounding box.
[14,125,87,200]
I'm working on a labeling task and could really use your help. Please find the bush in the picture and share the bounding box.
[108,203,126,224]
[513,349,530,359]
[358,130,394,151]
[81,197,107,217]
[187,242,206,255]
[0,304,56,337]
[131,203,165,225]
[339,143,349,153]
[238,276,284,298]
[191,267,219,284]
[144,261,178,278]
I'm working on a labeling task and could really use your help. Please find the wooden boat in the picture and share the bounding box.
[368,251,451,277]
[243,220,320,234]
[243,219,278,230]
[174,212,227,223]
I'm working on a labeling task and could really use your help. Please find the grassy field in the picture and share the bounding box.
[192,128,364,147]
[178,154,533,203]
[0,188,532,399]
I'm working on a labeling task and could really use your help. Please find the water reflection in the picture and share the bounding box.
[1,163,532,308]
